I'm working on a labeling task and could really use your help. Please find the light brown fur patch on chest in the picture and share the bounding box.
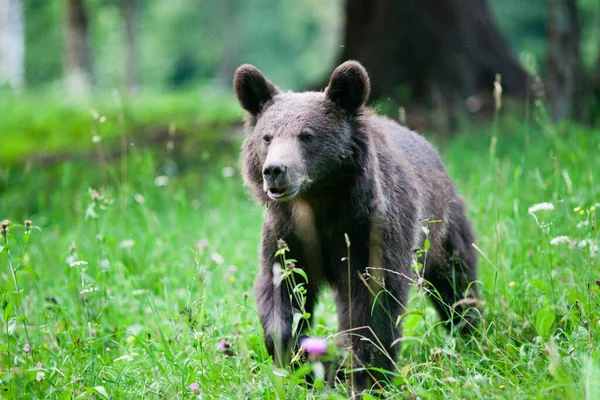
[292,199,322,276]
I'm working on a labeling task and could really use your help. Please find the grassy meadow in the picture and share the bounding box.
[0,94,599,399]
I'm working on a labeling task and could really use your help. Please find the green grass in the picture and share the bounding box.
[0,86,240,165]
[0,100,599,399]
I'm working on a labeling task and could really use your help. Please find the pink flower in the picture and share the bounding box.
[24,343,31,353]
[218,339,235,356]
[189,382,199,391]
[300,337,327,356]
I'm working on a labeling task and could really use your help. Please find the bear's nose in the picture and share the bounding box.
[262,163,287,181]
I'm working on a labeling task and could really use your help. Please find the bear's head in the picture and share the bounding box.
[234,61,370,203]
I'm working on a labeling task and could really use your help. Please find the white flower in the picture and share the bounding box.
[120,239,135,249]
[222,166,235,178]
[550,236,570,245]
[154,176,169,187]
[528,202,554,214]
[134,194,145,204]
[69,260,88,268]
[92,135,101,143]
[576,221,589,228]
[80,286,99,294]
[211,253,224,265]
[36,371,45,382]
[114,352,138,362]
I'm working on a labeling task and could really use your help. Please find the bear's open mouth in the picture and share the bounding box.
[267,186,299,201]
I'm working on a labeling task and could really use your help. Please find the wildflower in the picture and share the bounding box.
[499,384,505,389]
[300,337,328,356]
[154,176,169,187]
[134,194,145,204]
[36,371,45,382]
[277,239,288,250]
[90,189,100,201]
[591,206,596,211]
[228,276,235,283]
[211,253,224,265]
[222,166,235,178]
[550,236,570,245]
[92,135,101,144]
[574,207,581,212]
[196,239,209,251]
[114,353,138,362]
[580,210,585,215]
[1,219,8,237]
[509,281,515,287]
[528,202,554,214]
[119,239,135,249]
[24,343,31,353]
[189,382,199,392]
[24,220,32,228]
[219,340,235,356]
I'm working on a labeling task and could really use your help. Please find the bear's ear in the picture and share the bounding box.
[233,64,279,116]
[325,61,370,112]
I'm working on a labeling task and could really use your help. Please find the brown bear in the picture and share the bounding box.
[233,61,480,393]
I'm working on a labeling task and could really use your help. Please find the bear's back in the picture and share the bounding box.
[367,115,447,173]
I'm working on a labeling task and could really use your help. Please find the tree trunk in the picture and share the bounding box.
[120,0,136,94]
[545,0,582,122]
[216,0,241,86]
[63,0,92,97]
[0,0,25,90]
[336,0,528,129]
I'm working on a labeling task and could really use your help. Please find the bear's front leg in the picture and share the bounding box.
[335,256,410,394]
[255,230,314,367]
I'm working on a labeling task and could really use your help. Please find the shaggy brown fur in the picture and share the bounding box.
[234,61,480,393]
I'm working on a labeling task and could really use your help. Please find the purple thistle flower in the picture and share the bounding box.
[300,337,327,356]
[24,343,31,353]
[189,382,199,391]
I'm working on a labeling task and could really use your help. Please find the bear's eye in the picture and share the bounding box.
[299,129,314,142]
[262,135,272,144]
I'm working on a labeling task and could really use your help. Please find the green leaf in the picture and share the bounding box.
[535,308,556,337]
[291,268,308,282]
[23,233,30,244]
[3,301,14,323]
[529,278,550,294]
[58,391,73,400]
[82,386,109,399]
[424,239,430,251]
[21,265,39,281]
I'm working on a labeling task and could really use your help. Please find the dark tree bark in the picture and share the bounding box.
[120,0,136,94]
[63,0,92,96]
[335,0,528,128]
[545,0,582,122]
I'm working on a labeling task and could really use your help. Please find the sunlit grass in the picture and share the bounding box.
[0,102,599,398]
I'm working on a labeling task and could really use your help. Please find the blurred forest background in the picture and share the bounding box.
[1,0,599,138]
